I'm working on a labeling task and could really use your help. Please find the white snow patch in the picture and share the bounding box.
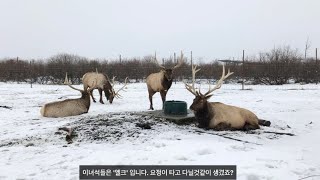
[0,82,320,180]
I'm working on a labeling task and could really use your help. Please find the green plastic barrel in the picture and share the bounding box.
[164,100,188,115]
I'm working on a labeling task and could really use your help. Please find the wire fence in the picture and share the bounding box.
[0,64,319,90]
[0,47,319,90]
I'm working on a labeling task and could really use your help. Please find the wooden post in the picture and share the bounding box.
[30,61,33,88]
[16,57,19,83]
[316,48,318,84]
[191,51,193,67]
[174,52,176,84]
[242,50,245,90]
[119,55,122,63]
[154,51,157,60]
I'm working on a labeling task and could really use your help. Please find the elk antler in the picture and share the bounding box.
[64,73,83,92]
[107,76,116,95]
[114,77,128,98]
[111,76,116,88]
[153,52,166,69]
[184,65,201,96]
[203,64,234,96]
[173,51,184,70]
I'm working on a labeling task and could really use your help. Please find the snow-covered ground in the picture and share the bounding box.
[0,82,320,180]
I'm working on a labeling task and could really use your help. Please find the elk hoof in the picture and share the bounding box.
[100,101,104,104]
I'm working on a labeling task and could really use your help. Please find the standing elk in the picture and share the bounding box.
[82,72,128,104]
[146,52,184,110]
[185,65,271,130]
[40,73,96,118]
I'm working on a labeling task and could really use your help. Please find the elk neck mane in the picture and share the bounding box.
[159,70,172,90]
[161,71,173,90]
[80,91,91,109]
[194,101,214,128]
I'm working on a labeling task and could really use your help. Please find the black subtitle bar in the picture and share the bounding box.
[79,165,236,179]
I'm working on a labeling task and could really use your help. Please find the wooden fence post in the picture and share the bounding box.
[316,48,318,84]
[191,51,193,67]
[242,50,245,90]
[30,61,33,88]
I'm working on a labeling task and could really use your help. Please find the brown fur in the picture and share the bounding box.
[146,52,184,110]
[191,95,260,130]
[82,72,114,104]
[186,65,270,131]
[40,88,91,118]
[146,69,173,110]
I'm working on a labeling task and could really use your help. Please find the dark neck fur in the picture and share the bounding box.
[81,93,91,110]
[104,89,111,100]
[194,102,212,128]
[162,76,173,90]
[104,81,113,100]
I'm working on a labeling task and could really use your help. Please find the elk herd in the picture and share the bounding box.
[40,52,271,131]
[40,72,128,118]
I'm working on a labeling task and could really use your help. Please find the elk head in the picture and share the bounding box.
[107,76,128,104]
[185,65,234,113]
[154,52,184,81]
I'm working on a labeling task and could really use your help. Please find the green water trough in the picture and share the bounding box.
[137,100,196,125]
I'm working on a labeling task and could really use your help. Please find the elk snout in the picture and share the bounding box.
[189,104,196,112]
[164,69,173,81]
[108,94,115,104]
[164,74,173,81]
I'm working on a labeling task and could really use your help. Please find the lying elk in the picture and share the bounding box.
[146,52,184,110]
[185,65,271,130]
[82,72,128,104]
[40,73,95,118]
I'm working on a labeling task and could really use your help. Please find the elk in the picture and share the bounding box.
[146,52,184,110]
[185,65,271,131]
[40,73,96,118]
[82,72,128,104]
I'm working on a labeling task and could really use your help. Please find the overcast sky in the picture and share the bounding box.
[0,0,319,61]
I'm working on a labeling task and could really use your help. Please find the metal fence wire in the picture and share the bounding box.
[0,52,319,90]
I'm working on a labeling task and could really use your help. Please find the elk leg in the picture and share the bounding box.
[90,89,96,103]
[258,119,271,126]
[243,122,260,131]
[148,91,155,110]
[160,90,167,109]
[98,89,104,104]
[213,122,233,131]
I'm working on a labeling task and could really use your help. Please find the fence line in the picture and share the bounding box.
[0,48,319,90]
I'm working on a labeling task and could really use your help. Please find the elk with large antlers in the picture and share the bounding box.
[146,52,184,110]
[185,65,271,130]
[40,73,95,117]
[82,72,128,104]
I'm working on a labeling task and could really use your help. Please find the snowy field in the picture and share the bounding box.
[0,82,320,180]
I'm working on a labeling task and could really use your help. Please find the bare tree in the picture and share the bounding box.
[1,48,319,85]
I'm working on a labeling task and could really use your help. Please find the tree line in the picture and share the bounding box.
[0,46,318,85]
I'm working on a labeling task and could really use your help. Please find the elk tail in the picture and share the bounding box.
[258,119,271,127]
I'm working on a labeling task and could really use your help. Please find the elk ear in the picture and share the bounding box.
[205,94,213,99]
